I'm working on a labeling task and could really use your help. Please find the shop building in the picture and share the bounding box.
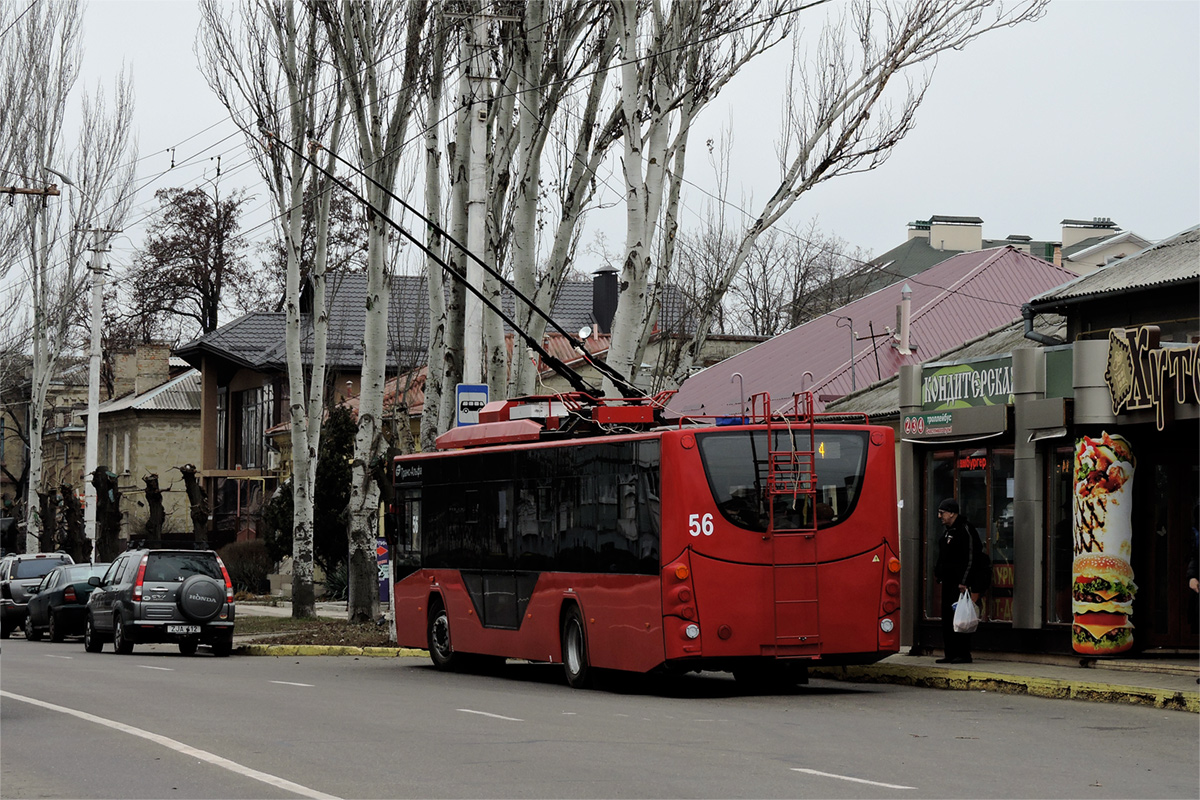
[833,225,1199,658]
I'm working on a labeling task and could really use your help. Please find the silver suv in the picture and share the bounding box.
[84,549,235,656]
[1,552,75,638]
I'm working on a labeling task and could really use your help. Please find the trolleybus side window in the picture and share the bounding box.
[697,431,869,532]
[408,439,661,576]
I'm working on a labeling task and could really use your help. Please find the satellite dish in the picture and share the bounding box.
[579,326,593,340]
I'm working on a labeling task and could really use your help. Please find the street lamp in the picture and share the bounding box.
[47,166,105,563]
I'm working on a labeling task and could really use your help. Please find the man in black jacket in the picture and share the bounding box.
[933,497,985,664]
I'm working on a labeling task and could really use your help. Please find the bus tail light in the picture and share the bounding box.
[684,623,700,639]
[887,557,901,574]
[673,563,689,580]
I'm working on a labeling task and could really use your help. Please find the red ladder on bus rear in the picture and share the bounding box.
[749,391,821,655]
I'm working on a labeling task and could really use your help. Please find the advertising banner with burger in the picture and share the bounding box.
[1071,432,1137,655]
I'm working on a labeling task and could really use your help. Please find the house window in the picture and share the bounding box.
[236,383,274,470]
[216,387,227,469]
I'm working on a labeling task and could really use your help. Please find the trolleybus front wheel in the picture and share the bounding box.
[428,600,459,671]
[561,606,592,689]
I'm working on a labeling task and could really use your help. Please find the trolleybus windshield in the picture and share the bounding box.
[696,429,869,531]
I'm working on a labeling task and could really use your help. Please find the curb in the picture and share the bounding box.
[809,664,1200,713]
[237,644,427,658]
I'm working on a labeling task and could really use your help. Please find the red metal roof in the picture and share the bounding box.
[666,246,1079,416]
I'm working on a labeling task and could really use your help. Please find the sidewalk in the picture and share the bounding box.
[809,652,1198,713]
[235,600,1198,712]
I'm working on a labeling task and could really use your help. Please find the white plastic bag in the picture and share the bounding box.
[952,589,979,633]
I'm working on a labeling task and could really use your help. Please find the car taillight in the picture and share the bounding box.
[132,554,148,600]
[216,555,234,603]
[64,585,77,603]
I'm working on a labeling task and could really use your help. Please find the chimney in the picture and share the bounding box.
[592,266,618,334]
[895,284,913,355]
[134,343,171,395]
[1060,217,1118,249]
[112,350,137,399]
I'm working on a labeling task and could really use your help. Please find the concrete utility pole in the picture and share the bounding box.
[83,228,114,563]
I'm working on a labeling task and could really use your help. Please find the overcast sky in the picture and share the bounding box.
[78,0,1199,273]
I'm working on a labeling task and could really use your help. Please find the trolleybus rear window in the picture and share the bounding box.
[696,430,868,531]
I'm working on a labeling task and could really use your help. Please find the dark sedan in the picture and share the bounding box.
[25,563,110,642]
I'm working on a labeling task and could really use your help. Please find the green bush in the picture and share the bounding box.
[322,560,348,601]
[218,540,272,594]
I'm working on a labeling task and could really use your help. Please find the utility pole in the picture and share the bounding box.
[83,227,117,563]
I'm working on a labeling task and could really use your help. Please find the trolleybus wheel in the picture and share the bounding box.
[427,600,459,670]
[561,606,591,689]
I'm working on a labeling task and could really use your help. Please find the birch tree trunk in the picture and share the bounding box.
[319,0,431,624]
[198,0,345,618]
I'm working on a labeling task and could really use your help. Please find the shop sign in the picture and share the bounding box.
[1105,326,1199,431]
[901,411,953,437]
[921,357,1014,411]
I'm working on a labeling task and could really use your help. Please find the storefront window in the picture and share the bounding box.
[923,445,1015,623]
[987,450,1014,622]
[924,452,955,620]
[1045,447,1073,624]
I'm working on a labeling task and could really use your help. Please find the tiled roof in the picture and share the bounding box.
[666,246,1080,417]
[100,369,201,414]
[177,272,690,374]
[1029,225,1199,309]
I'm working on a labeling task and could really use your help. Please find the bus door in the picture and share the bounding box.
[767,428,821,655]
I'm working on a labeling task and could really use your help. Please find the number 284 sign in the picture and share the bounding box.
[688,513,714,537]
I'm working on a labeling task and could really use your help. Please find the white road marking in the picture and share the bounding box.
[792,768,915,790]
[44,655,72,660]
[270,680,314,687]
[138,665,174,671]
[1,690,341,800]
[457,708,523,722]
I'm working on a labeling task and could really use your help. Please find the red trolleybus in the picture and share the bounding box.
[391,391,900,688]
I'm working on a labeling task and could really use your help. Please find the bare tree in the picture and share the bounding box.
[605,0,795,393]
[125,185,253,337]
[3,0,137,551]
[317,0,432,624]
[665,0,1049,384]
[199,0,347,619]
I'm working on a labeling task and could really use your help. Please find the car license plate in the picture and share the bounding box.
[167,625,200,635]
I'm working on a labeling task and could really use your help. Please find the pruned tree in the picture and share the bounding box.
[316,0,432,624]
[2,0,137,552]
[664,0,1049,385]
[125,185,255,338]
[199,0,348,619]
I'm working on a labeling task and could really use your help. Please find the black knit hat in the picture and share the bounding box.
[938,497,959,514]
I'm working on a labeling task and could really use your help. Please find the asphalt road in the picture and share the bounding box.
[2,636,1197,800]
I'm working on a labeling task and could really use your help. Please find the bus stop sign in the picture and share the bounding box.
[456,383,488,426]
